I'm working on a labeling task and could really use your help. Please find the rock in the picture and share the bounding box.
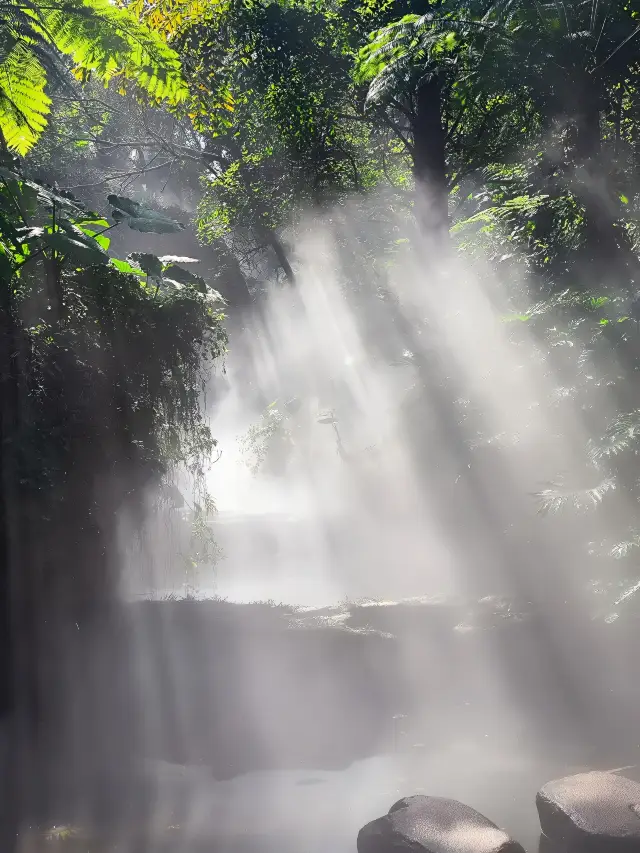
[537,771,640,851]
[357,794,525,853]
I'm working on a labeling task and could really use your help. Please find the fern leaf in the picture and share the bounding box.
[610,536,640,560]
[589,410,640,462]
[533,477,615,516]
[451,194,550,231]
[0,42,50,155]
[33,0,188,103]
[0,0,187,152]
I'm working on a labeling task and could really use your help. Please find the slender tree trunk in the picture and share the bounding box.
[0,285,21,853]
[259,225,295,285]
[411,78,449,240]
[572,87,639,287]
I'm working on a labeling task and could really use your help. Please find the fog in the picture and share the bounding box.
[23,193,640,853]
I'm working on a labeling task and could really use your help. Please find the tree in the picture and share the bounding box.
[358,0,640,267]
[0,1,229,841]
[0,139,228,839]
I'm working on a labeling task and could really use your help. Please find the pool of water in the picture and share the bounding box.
[143,737,622,853]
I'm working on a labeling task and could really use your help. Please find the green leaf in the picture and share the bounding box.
[107,194,142,217]
[110,258,145,277]
[128,252,163,278]
[42,231,108,266]
[108,195,185,233]
[57,218,107,251]
[77,227,110,250]
[76,215,110,227]
[0,43,51,155]
[0,251,14,283]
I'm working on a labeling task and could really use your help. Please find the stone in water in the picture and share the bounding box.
[357,794,525,853]
[537,771,640,851]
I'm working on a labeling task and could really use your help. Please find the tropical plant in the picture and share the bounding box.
[0,0,187,155]
[0,146,227,841]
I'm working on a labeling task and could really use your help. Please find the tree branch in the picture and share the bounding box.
[64,159,176,190]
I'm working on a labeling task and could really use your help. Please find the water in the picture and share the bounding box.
[151,751,540,850]
[123,746,633,853]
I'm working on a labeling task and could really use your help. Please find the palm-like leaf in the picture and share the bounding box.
[589,410,640,462]
[534,476,616,515]
[356,10,492,108]
[0,0,187,155]
[358,0,639,113]
[0,42,51,155]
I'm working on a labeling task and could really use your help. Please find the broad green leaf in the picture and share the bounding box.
[109,194,185,232]
[42,231,108,265]
[77,227,110,250]
[76,215,110,227]
[57,219,107,251]
[128,252,163,278]
[110,258,145,277]
[108,194,142,217]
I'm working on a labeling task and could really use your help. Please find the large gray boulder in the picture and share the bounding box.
[537,771,640,851]
[357,794,524,853]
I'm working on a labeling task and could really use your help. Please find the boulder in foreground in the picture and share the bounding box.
[537,771,640,851]
[357,794,525,853]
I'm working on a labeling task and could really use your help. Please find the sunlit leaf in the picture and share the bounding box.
[42,231,109,265]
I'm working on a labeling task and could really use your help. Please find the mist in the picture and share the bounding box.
[5,2,640,852]
[92,192,640,853]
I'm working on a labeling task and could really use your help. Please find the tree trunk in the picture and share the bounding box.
[412,78,449,240]
[259,225,296,285]
[0,287,21,853]
[572,86,639,287]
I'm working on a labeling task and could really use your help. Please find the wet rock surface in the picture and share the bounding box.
[357,794,525,853]
[537,771,640,851]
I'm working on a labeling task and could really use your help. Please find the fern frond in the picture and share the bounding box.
[357,9,501,106]
[0,42,50,155]
[0,0,188,153]
[610,536,640,560]
[589,410,640,462]
[533,476,615,515]
[452,194,550,231]
[34,0,187,103]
